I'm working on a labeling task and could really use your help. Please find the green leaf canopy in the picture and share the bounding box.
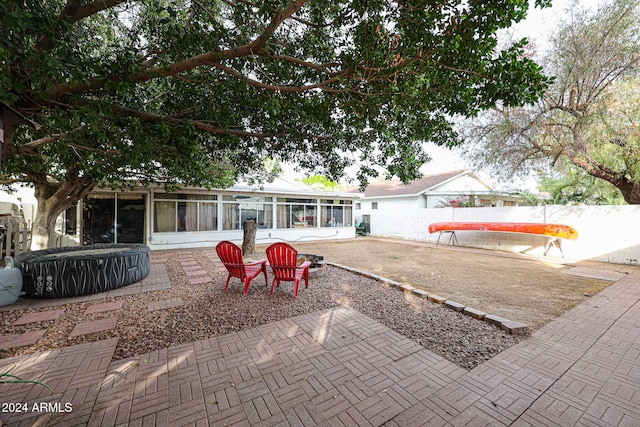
[1,0,551,191]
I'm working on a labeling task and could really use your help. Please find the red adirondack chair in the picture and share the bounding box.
[216,241,268,295]
[265,242,312,298]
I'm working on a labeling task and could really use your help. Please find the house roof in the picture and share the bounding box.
[354,170,479,198]
[107,176,362,200]
[231,176,361,199]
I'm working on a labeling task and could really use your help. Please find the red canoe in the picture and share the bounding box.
[428,222,579,240]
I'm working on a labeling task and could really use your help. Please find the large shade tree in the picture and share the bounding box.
[1,0,552,249]
[538,169,626,205]
[461,0,640,204]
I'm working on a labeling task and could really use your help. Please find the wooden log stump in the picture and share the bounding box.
[242,220,257,255]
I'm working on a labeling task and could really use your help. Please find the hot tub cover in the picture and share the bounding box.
[16,244,150,298]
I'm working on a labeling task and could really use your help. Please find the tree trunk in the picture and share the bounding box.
[571,156,640,204]
[30,204,59,250]
[242,220,257,256]
[616,181,640,204]
[30,182,72,250]
[29,169,95,250]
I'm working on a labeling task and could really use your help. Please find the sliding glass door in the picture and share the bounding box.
[83,194,145,244]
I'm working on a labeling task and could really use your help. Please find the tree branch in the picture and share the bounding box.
[45,43,259,99]
[0,176,29,186]
[109,105,283,141]
[44,0,310,100]
[206,61,353,93]
[14,127,85,156]
[36,0,130,52]
[65,0,129,22]
[264,54,341,75]
[255,0,309,46]
[569,155,622,185]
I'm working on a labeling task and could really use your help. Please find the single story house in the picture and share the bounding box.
[56,177,361,250]
[352,170,521,227]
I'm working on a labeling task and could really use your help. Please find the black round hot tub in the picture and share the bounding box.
[16,244,150,298]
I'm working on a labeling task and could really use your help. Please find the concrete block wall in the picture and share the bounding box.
[369,205,640,266]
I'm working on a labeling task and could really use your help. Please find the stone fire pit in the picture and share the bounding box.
[298,253,327,278]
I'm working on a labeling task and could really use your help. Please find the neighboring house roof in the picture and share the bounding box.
[353,170,490,198]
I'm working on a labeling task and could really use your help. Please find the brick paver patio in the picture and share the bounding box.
[12,309,65,326]
[179,257,212,285]
[68,317,119,339]
[0,330,47,351]
[1,249,639,426]
[84,301,123,315]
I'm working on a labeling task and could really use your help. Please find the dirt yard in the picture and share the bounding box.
[259,237,613,331]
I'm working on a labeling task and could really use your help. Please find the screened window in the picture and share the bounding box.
[276,198,317,228]
[222,195,273,230]
[153,193,218,232]
[320,199,353,227]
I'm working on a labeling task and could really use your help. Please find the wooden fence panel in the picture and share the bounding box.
[0,225,32,261]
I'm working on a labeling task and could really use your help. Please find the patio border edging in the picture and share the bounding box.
[326,261,529,335]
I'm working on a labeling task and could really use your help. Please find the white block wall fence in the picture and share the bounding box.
[365,205,640,266]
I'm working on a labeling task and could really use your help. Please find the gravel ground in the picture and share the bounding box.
[1,249,522,370]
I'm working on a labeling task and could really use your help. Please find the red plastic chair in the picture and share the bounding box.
[265,242,312,298]
[215,241,268,295]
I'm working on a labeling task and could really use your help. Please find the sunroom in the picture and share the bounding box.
[57,178,361,250]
